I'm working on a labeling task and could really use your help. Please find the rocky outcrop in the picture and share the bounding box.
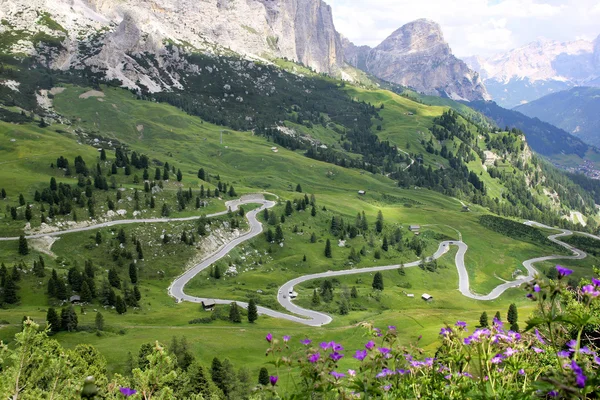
[0,0,344,91]
[343,19,489,101]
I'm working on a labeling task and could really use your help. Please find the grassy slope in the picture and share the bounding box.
[0,85,596,381]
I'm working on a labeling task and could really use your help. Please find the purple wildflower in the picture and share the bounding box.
[493,317,504,329]
[556,265,573,277]
[269,376,278,386]
[330,371,345,380]
[331,342,344,352]
[424,358,434,367]
[283,335,290,343]
[397,369,409,375]
[592,278,600,287]
[504,348,517,357]
[567,340,578,350]
[534,329,546,344]
[533,284,541,292]
[557,350,571,358]
[320,342,331,351]
[300,338,312,346]
[571,360,587,388]
[582,284,600,297]
[533,347,544,353]
[348,369,356,377]
[526,293,534,299]
[548,391,558,397]
[579,346,593,355]
[491,354,504,364]
[378,347,391,355]
[266,333,273,343]
[462,372,473,378]
[376,368,395,378]
[464,336,473,345]
[308,353,320,363]
[594,355,600,365]
[519,369,526,376]
[444,374,452,380]
[373,328,382,337]
[365,340,376,350]
[354,350,368,361]
[119,388,137,397]
[330,352,344,362]
[383,385,391,392]
[388,325,396,331]
[440,327,452,336]
[455,321,467,328]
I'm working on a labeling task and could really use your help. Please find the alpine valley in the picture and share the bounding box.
[0,1,599,399]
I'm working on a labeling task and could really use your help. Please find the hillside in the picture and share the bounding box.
[515,87,600,147]
[1,4,600,398]
[466,100,600,170]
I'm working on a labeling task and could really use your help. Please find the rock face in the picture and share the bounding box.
[466,36,600,108]
[0,0,344,91]
[343,19,489,101]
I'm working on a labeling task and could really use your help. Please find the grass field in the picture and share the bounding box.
[0,84,598,388]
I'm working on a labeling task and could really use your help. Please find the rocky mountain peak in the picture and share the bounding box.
[378,19,448,55]
[343,19,489,101]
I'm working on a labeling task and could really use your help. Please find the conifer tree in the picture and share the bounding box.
[285,200,293,216]
[507,303,519,331]
[382,236,389,251]
[351,286,358,298]
[479,311,489,328]
[95,312,104,331]
[375,210,384,233]
[310,232,317,243]
[258,367,269,386]
[275,225,284,242]
[176,169,183,182]
[247,298,258,323]
[95,231,102,245]
[311,289,320,305]
[100,148,107,161]
[133,285,141,302]
[372,272,384,291]
[18,235,28,255]
[198,168,206,180]
[108,268,121,289]
[161,203,170,217]
[61,306,78,332]
[46,307,61,334]
[3,275,18,304]
[324,239,332,258]
[228,185,236,197]
[129,263,138,284]
[211,357,224,389]
[229,302,242,323]
[311,206,316,217]
[80,280,92,303]
[1,188,6,198]
[115,295,127,314]
[494,311,502,322]
[295,184,302,192]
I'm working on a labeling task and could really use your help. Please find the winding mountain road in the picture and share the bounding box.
[1,194,596,326]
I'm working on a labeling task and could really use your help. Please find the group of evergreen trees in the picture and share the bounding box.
[479,303,520,331]
[0,263,20,305]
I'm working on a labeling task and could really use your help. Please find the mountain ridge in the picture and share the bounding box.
[343,19,490,101]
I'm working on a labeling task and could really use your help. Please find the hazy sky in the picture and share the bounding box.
[327,0,600,57]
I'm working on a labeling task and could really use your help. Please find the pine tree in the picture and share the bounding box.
[247,298,258,323]
[136,241,144,259]
[25,206,32,221]
[95,311,104,331]
[310,232,317,243]
[324,239,332,258]
[311,289,321,305]
[108,268,121,289]
[80,281,92,303]
[258,367,269,386]
[311,206,316,217]
[1,188,6,198]
[229,302,242,323]
[18,235,28,255]
[46,307,61,334]
[275,225,284,242]
[382,236,389,251]
[211,357,224,389]
[33,259,45,277]
[129,263,138,284]
[375,210,384,233]
[161,203,170,217]
[61,306,78,332]
[507,303,519,331]
[372,272,384,291]
[133,285,141,302]
[115,295,127,314]
[479,311,489,328]
[295,184,302,192]
[213,265,221,280]
[176,169,183,182]
[228,185,236,197]
[351,286,358,298]
[285,200,293,216]
[198,168,206,180]
[95,231,102,245]
[3,275,18,304]
[100,148,107,161]
[494,311,502,322]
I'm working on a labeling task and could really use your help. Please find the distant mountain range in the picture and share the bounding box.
[343,19,490,101]
[515,87,600,147]
[466,37,600,108]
